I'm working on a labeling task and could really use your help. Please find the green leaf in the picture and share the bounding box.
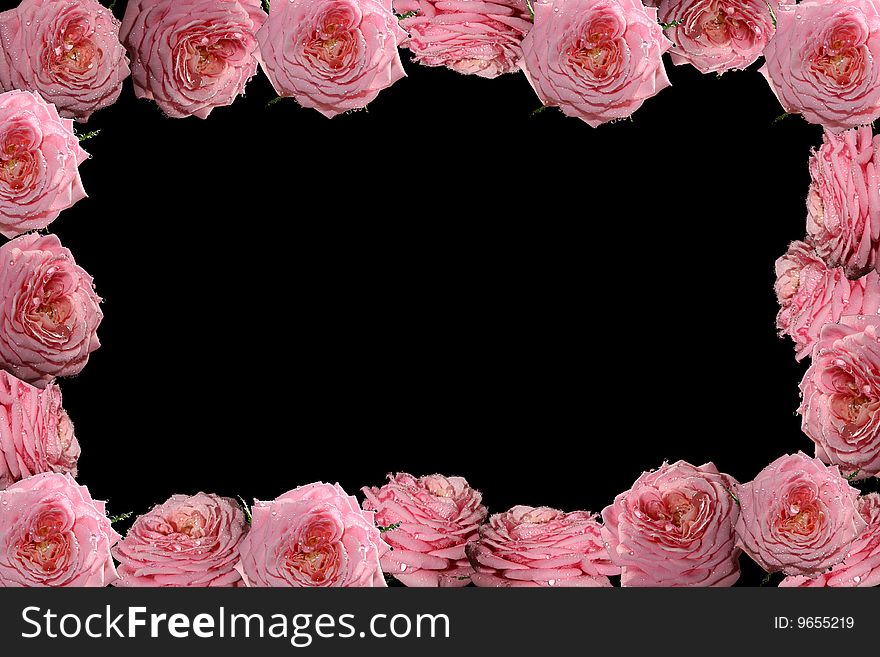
[724,486,740,506]
[103,0,117,11]
[77,129,101,143]
[237,496,253,524]
[525,0,534,21]
[660,19,683,30]
[773,112,792,125]
[760,572,774,587]
[395,10,418,20]
[530,105,549,117]
[846,469,862,482]
[768,1,777,29]
[265,96,286,109]
[262,0,270,12]
[108,511,133,525]
[378,521,402,533]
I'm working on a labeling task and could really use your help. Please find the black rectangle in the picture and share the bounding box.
[0,589,874,655]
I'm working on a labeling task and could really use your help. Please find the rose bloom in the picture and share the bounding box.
[0,472,119,587]
[775,241,880,360]
[658,0,783,74]
[0,90,88,239]
[236,482,388,587]
[0,0,129,122]
[362,473,487,586]
[113,493,248,587]
[760,1,880,132]
[0,233,102,388]
[781,493,880,587]
[735,452,866,577]
[799,315,880,478]
[601,461,741,587]
[806,127,880,279]
[520,0,671,127]
[120,0,265,119]
[257,0,407,118]
[0,371,78,491]
[466,505,618,587]
[393,0,533,78]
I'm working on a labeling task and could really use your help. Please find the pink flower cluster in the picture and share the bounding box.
[0,0,830,125]
[1,457,876,586]
[772,124,880,483]
[0,0,877,127]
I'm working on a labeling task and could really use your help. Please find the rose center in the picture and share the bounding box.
[194,39,238,76]
[811,29,864,87]
[168,510,207,538]
[424,478,454,497]
[569,25,621,81]
[0,152,37,191]
[17,511,72,574]
[699,6,739,44]
[51,19,98,76]
[306,31,355,70]
[284,541,341,584]
[639,490,709,536]
[25,271,75,341]
[778,487,823,536]
[19,534,70,572]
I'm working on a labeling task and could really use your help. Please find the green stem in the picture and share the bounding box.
[725,487,740,506]
[77,129,101,143]
[108,511,133,525]
[237,496,253,524]
[660,19,683,30]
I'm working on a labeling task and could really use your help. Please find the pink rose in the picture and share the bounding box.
[0,0,130,122]
[0,472,119,587]
[113,493,247,587]
[466,505,618,587]
[257,0,407,118]
[120,0,265,119]
[799,315,880,478]
[0,371,78,491]
[760,0,880,132]
[735,452,867,577]
[0,233,102,388]
[806,127,880,278]
[362,473,487,586]
[520,0,672,127]
[393,0,533,78]
[0,90,88,239]
[781,493,880,586]
[236,482,388,587]
[658,0,781,74]
[775,241,880,360]
[601,461,741,587]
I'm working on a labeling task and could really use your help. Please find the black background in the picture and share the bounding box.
[2,0,868,586]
